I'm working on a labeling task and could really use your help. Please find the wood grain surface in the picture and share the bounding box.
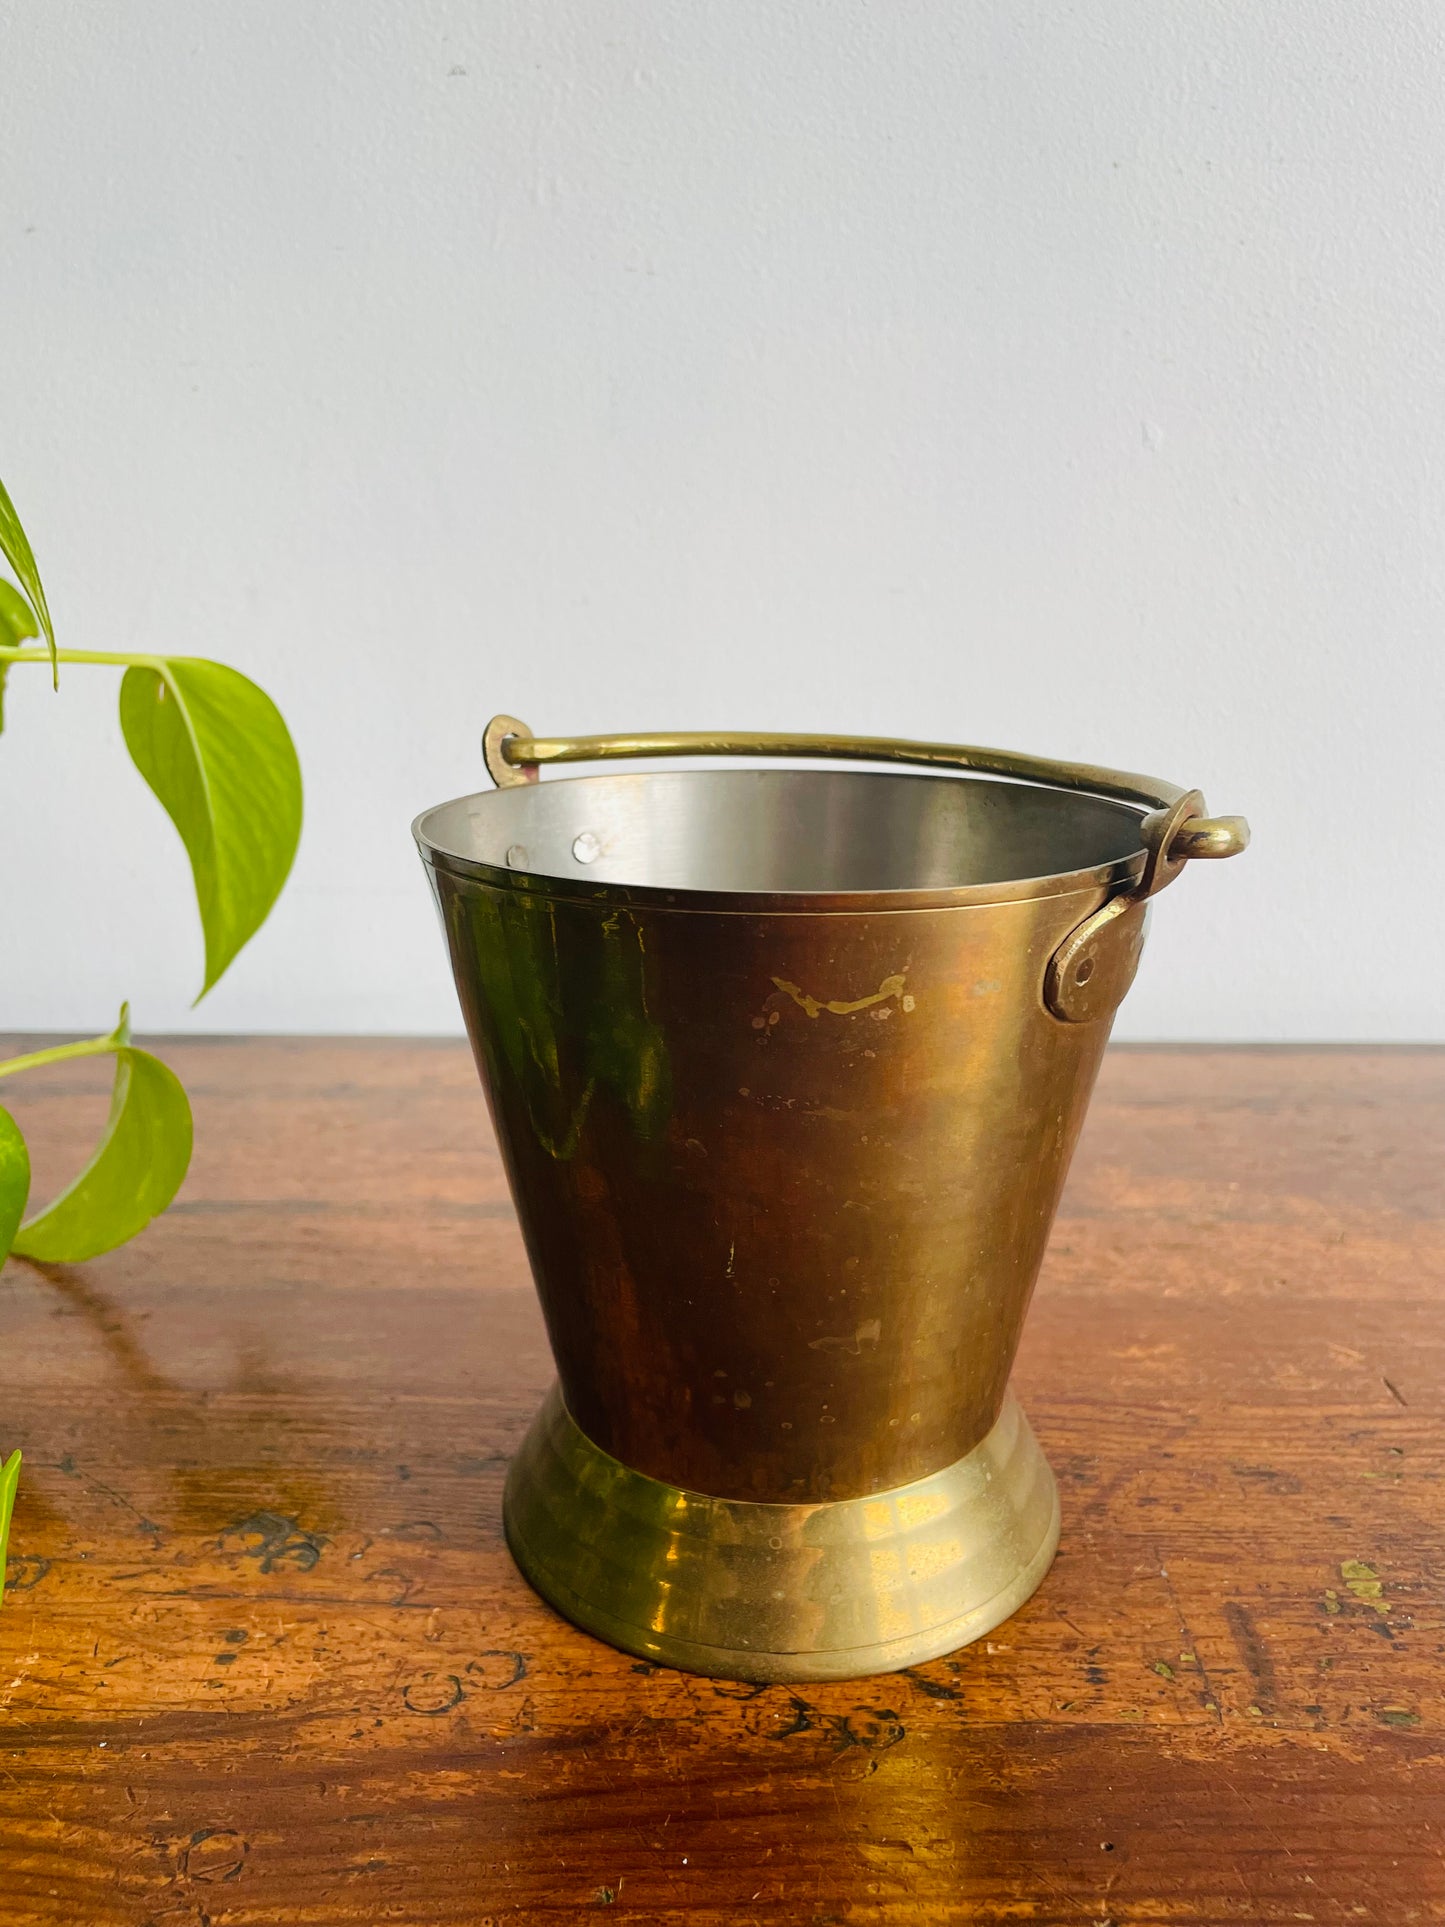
[0,1039,1441,1925]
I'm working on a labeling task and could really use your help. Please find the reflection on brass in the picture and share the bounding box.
[505,1385,1060,1683]
[416,719,1248,1679]
[1169,813,1250,860]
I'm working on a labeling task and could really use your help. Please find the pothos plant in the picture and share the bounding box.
[0,471,302,1601]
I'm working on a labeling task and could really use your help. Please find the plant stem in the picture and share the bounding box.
[0,1036,119,1081]
[0,647,163,670]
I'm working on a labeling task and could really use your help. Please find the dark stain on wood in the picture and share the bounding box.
[1222,1599,1278,1713]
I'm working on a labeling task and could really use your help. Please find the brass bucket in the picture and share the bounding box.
[415,720,1248,1681]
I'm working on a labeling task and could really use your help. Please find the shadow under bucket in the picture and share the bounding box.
[414,722,1248,1681]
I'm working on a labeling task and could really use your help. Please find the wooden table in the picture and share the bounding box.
[1,1040,1441,1924]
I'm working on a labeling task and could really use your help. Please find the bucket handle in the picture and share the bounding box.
[482,717,1248,907]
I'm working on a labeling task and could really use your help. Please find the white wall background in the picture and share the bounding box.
[0,2,1439,1040]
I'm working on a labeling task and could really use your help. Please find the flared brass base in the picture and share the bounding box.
[504,1387,1060,1682]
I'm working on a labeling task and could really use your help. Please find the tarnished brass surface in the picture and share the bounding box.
[1045,895,1150,1024]
[505,1385,1060,1683]
[482,713,539,790]
[416,720,1249,1677]
[426,858,1125,1500]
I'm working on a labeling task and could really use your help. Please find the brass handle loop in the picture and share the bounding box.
[482,719,1249,900]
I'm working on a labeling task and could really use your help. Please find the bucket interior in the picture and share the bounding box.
[418,768,1146,895]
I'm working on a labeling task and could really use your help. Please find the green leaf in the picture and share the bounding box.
[0,578,39,735]
[119,658,302,999]
[0,1103,30,1264]
[11,1016,192,1263]
[0,1449,19,1606]
[0,578,37,647]
[0,470,56,675]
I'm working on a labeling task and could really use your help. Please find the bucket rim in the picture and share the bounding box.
[413,766,1149,915]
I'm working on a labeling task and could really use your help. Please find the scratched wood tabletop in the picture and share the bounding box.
[0,1039,1441,1925]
